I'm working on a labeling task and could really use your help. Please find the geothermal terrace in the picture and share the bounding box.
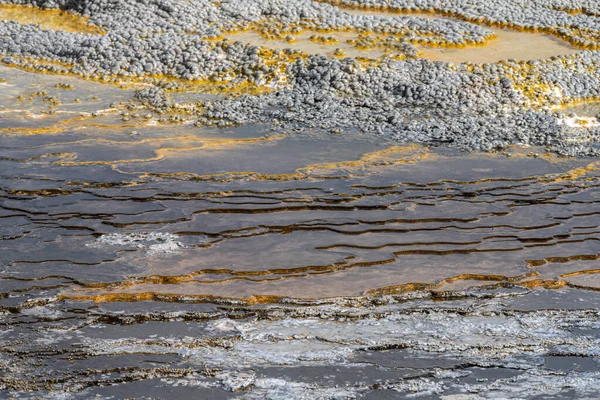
[2,0,600,398]
[1,0,600,154]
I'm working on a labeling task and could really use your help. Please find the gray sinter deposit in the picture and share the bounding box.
[3,0,600,399]
[2,0,600,154]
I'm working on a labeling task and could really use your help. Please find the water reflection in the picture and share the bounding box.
[2,65,600,304]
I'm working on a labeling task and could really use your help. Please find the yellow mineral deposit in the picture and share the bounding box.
[0,3,598,306]
[226,9,580,64]
[419,28,580,64]
[0,4,105,34]
[227,30,384,59]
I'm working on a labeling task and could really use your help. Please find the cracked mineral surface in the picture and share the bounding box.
[2,0,600,398]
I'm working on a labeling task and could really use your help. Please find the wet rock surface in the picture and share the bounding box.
[1,66,600,398]
[2,1,600,398]
[2,288,600,398]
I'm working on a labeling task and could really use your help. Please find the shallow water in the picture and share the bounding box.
[345,9,581,62]
[563,101,600,118]
[420,28,580,64]
[4,63,600,300]
[228,10,580,63]
[1,29,600,399]
[228,30,384,59]
[0,4,104,34]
